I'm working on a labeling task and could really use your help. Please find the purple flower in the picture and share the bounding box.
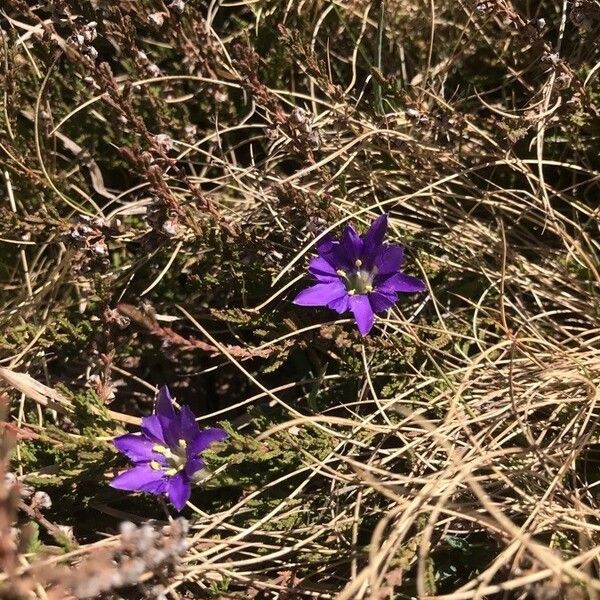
[110,386,227,511]
[293,214,426,336]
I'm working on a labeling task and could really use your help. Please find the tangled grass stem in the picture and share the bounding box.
[1,0,600,598]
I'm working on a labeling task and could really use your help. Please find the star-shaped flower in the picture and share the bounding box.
[293,214,426,336]
[110,386,227,511]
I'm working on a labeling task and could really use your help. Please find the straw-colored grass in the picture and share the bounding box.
[1,0,600,598]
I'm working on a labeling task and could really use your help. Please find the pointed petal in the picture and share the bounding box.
[368,290,397,313]
[374,245,405,274]
[110,465,167,494]
[178,405,200,443]
[315,233,336,254]
[334,224,363,267]
[316,238,341,270]
[377,273,426,294]
[155,386,176,418]
[167,473,191,511]
[363,214,388,259]
[327,293,350,314]
[141,414,179,448]
[293,281,347,307]
[113,434,161,463]
[189,428,228,455]
[184,456,204,478]
[308,256,339,282]
[140,415,164,443]
[349,295,375,336]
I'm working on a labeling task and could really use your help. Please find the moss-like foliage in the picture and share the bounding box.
[1,0,600,598]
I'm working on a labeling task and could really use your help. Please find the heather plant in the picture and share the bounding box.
[1,0,600,599]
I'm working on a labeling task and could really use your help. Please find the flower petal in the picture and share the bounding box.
[368,290,397,313]
[349,295,375,336]
[374,245,405,274]
[140,415,164,443]
[113,433,162,464]
[189,428,228,455]
[184,456,204,479]
[110,465,167,494]
[293,281,347,307]
[141,414,179,448]
[167,472,191,511]
[308,256,339,282]
[377,273,426,294]
[327,293,350,314]
[335,224,363,267]
[363,214,388,259]
[178,405,200,444]
[156,386,176,419]
[316,240,341,270]
[316,233,336,254]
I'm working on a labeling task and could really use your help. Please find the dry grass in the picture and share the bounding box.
[1,0,600,598]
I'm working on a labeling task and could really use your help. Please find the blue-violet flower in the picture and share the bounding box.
[293,214,426,336]
[110,386,227,511]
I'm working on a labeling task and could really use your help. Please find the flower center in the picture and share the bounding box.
[151,440,187,475]
[337,260,377,295]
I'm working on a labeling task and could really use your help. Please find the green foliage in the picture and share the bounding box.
[1,0,600,597]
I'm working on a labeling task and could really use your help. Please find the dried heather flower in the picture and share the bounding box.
[56,525,75,543]
[148,12,166,26]
[570,1,596,31]
[170,0,186,13]
[31,491,52,510]
[293,214,426,336]
[66,518,189,600]
[154,133,174,152]
[111,387,227,511]
[82,22,97,43]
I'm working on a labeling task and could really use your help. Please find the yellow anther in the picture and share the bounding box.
[150,460,161,471]
[165,467,178,476]
[178,439,187,449]
[355,259,362,267]
[336,269,347,278]
[348,289,355,296]
[365,284,373,292]
[152,444,173,458]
